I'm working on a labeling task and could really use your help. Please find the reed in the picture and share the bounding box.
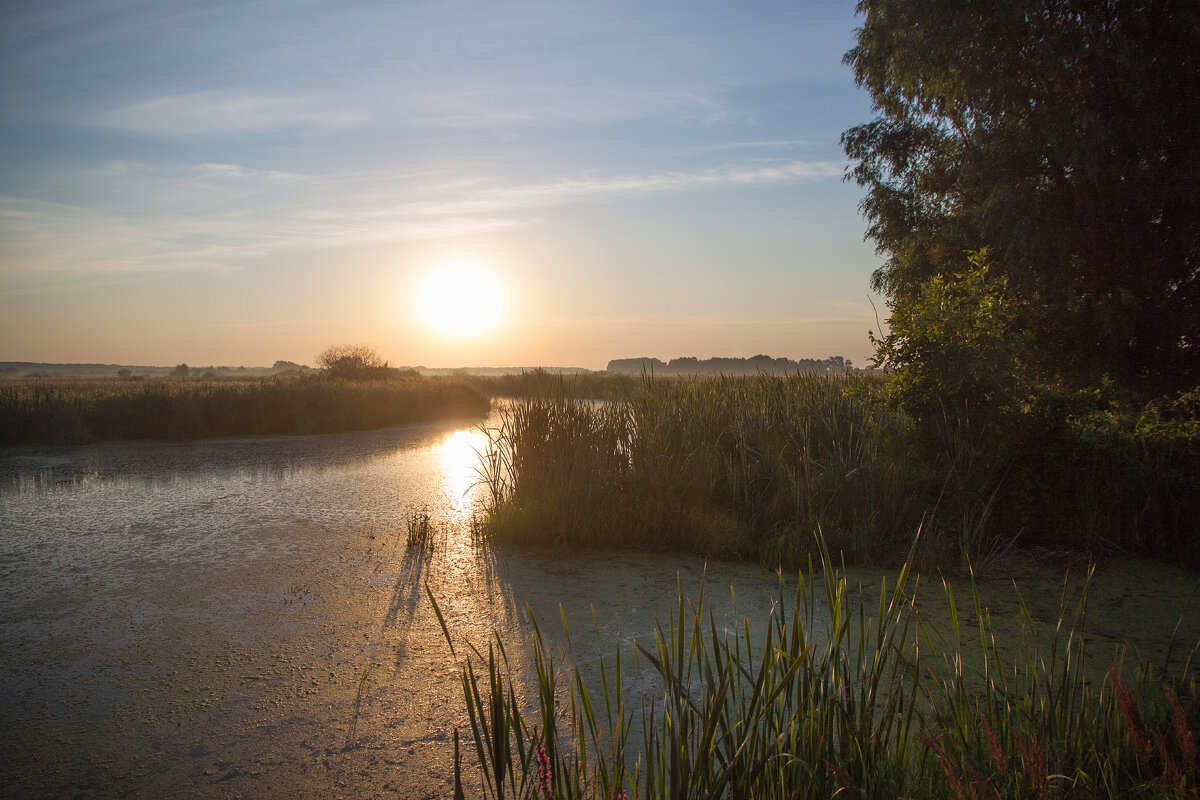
[433,548,1200,799]
[407,510,437,553]
[475,373,936,565]
[0,374,490,444]
[473,373,1200,567]
[471,369,643,402]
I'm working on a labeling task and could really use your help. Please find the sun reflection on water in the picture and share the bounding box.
[437,427,489,521]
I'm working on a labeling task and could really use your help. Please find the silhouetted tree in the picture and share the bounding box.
[316,344,391,380]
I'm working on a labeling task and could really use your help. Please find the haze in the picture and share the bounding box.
[0,1,880,369]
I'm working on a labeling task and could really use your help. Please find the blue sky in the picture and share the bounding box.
[0,0,881,369]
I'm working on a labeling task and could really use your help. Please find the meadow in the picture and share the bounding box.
[0,373,490,444]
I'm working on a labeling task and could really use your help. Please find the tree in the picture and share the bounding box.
[843,0,1200,395]
[315,344,390,380]
[872,250,1026,418]
[171,363,189,377]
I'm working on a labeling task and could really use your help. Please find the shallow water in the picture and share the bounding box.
[0,413,792,799]
[4,413,1199,798]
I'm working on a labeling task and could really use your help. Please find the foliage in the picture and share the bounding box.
[843,0,1200,394]
[436,551,1200,799]
[315,343,393,381]
[872,249,1026,420]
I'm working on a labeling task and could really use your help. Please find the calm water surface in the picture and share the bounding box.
[0,411,789,799]
[4,411,1198,798]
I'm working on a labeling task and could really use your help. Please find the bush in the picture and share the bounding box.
[315,344,393,381]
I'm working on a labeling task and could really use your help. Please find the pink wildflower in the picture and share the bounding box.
[536,742,552,800]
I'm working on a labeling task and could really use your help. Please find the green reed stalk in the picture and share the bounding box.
[433,545,1199,799]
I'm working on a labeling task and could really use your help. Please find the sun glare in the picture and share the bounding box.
[415,259,505,338]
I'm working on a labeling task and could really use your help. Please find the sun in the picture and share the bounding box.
[414,259,505,338]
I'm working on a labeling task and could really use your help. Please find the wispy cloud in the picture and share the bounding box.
[0,195,234,291]
[676,140,817,156]
[97,90,368,137]
[2,155,845,287]
[339,158,847,222]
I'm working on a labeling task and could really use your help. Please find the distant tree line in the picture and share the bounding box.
[606,355,854,376]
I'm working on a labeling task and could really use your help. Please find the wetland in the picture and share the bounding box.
[2,406,1197,797]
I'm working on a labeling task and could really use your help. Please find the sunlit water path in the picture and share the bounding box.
[0,412,786,799]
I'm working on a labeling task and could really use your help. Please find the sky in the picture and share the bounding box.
[0,0,882,370]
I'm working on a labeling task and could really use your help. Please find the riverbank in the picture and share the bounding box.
[0,374,490,444]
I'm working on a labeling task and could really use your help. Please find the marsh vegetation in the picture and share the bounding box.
[0,372,490,444]
[440,549,1200,800]
[474,372,1200,570]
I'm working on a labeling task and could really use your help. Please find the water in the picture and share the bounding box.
[0,412,789,799]
[4,412,1198,798]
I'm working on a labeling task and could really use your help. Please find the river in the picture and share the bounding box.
[0,411,792,799]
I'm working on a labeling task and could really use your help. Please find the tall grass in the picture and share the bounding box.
[474,373,1200,567]
[0,374,490,444]
[471,369,643,402]
[433,549,1200,799]
[477,373,938,565]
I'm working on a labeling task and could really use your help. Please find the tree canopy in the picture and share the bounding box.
[843,0,1200,395]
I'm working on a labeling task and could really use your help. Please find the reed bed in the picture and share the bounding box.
[474,373,1200,567]
[0,374,490,444]
[476,373,939,565]
[433,549,1200,799]
[471,369,644,402]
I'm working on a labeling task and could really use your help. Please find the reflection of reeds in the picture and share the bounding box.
[0,375,490,444]
[434,548,1200,799]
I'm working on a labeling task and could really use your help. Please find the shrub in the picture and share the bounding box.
[315,344,393,381]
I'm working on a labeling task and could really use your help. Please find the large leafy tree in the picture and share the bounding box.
[843,0,1200,395]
